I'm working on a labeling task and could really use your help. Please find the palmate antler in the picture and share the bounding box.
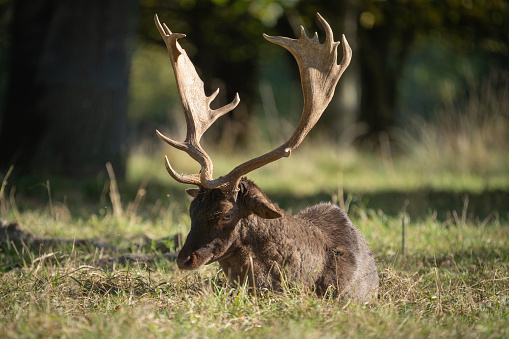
[154,14,240,187]
[156,13,352,195]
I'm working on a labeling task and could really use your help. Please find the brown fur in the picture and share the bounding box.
[177,178,378,301]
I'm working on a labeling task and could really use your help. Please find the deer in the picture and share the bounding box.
[154,13,378,301]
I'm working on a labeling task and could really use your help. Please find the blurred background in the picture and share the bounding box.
[0,0,508,218]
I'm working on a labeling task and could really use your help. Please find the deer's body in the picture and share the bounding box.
[179,179,378,301]
[154,13,379,301]
[222,206,378,300]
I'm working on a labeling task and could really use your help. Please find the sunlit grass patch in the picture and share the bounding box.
[130,134,509,199]
[2,183,508,339]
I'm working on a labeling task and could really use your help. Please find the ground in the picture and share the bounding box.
[0,142,508,338]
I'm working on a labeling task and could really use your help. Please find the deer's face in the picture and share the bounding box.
[176,179,282,270]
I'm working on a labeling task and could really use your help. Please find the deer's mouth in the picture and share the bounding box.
[177,248,234,269]
[177,251,214,270]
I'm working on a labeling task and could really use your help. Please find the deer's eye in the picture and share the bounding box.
[222,212,233,222]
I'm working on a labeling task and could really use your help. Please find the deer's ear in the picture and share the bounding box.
[241,185,282,219]
[185,188,200,198]
[253,200,282,219]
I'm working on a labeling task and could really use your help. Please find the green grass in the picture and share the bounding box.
[1,150,509,338]
[0,205,507,338]
[129,136,509,197]
[1,89,509,337]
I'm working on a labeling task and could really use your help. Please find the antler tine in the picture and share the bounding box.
[162,154,202,185]
[215,13,352,193]
[154,14,240,187]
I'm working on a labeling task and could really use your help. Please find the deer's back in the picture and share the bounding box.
[296,203,378,300]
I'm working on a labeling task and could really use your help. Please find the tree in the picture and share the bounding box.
[0,0,137,178]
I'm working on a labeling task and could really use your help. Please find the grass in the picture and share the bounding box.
[1,77,509,338]
[0,206,507,338]
[1,146,508,338]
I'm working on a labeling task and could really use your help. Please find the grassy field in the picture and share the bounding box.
[1,90,509,338]
[1,138,508,338]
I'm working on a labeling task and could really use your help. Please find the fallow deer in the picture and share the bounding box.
[154,13,378,301]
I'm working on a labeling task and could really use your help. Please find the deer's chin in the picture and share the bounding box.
[205,251,233,265]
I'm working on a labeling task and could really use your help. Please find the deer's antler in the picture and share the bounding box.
[154,14,239,187]
[156,13,351,194]
[216,13,352,193]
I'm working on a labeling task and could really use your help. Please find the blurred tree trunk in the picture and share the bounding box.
[0,0,136,178]
[358,23,413,140]
[328,0,361,142]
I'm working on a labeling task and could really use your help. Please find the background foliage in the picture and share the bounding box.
[0,0,508,178]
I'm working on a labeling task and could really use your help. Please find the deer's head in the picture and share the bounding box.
[154,13,351,270]
[176,179,281,269]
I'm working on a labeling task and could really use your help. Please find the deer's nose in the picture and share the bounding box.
[177,253,193,269]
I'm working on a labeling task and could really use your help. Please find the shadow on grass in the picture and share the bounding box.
[4,175,509,221]
[268,189,509,221]
[0,221,180,272]
[382,246,509,271]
